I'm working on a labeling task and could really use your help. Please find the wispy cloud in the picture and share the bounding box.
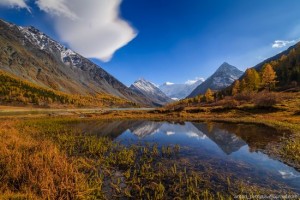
[185,77,205,85]
[1,0,137,62]
[0,0,30,12]
[272,40,295,48]
[36,0,78,20]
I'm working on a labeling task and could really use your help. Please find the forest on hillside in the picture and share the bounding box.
[0,70,136,108]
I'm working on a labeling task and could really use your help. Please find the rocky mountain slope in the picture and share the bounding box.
[159,79,204,100]
[0,19,151,106]
[188,62,243,97]
[130,79,173,106]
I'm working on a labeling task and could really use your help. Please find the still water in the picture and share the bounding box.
[73,120,300,193]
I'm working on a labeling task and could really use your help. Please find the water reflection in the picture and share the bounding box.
[129,121,162,137]
[72,120,288,156]
[192,123,246,154]
[72,120,300,193]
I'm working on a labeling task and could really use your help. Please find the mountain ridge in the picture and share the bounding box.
[130,78,173,106]
[0,19,152,106]
[188,62,243,97]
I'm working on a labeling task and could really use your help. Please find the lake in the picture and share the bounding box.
[71,120,300,194]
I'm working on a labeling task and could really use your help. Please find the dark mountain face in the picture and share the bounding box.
[188,62,243,97]
[0,19,151,106]
[129,79,173,106]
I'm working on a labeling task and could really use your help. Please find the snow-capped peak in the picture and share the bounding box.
[130,79,172,105]
[132,79,158,93]
[17,25,82,68]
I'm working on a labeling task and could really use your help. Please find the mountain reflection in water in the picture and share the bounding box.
[71,120,287,155]
[70,120,299,193]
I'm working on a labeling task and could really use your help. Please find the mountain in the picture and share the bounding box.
[188,62,243,97]
[192,122,246,155]
[0,69,135,107]
[253,42,300,88]
[159,78,204,100]
[130,121,163,137]
[254,43,299,71]
[129,79,173,106]
[0,19,151,106]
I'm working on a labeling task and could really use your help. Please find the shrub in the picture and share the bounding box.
[215,97,240,109]
[254,92,280,108]
[234,92,254,102]
[222,99,240,109]
[185,107,206,113]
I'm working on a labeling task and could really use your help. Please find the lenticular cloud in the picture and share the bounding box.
[0,0,30,12]
[0,0,137,62]
[36,0,137,61]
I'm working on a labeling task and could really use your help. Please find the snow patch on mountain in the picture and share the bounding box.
[130,79,172,105]
[131,79,158,94]
[17,25,83,68]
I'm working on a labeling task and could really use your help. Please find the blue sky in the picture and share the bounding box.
[1,0,300,86]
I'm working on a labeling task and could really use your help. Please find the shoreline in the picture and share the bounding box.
[1,107,299,170]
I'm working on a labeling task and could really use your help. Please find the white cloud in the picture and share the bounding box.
[186,131,206,140]
[171,97,179,101]
[36,0,77,20]
[272,40,295,48]
[165,82,174,85]
[1,0,136,62]
[166,131,175,136]
[185,77,205,85]
[35,0,137,61]
[0,0,30,12]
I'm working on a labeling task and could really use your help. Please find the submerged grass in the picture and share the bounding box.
[0,118,297,199]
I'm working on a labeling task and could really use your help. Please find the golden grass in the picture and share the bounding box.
[0,120,90,199]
